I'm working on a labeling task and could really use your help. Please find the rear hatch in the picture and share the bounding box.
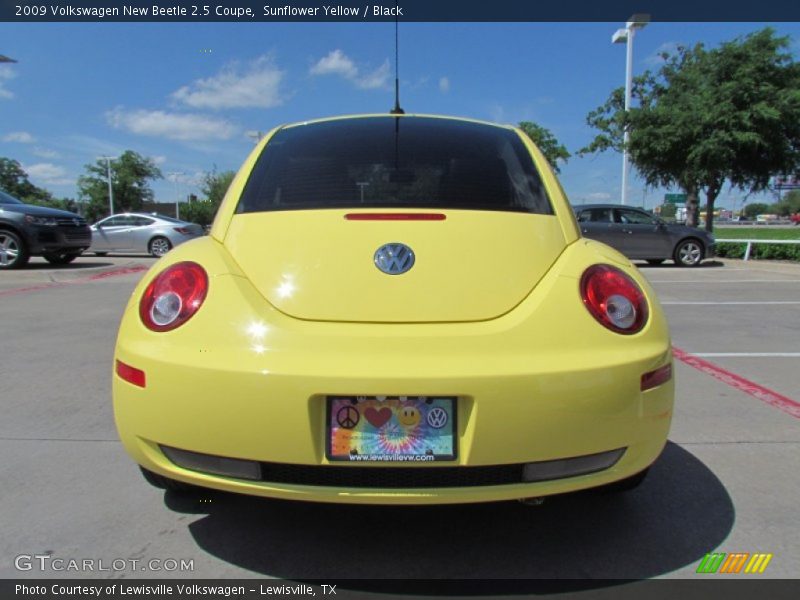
[225,210,566,322]
[222,115,568,323]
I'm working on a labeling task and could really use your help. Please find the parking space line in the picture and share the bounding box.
[673,347,800,419]
[0,282,64,297]
[662,301,800,305]
[692,353,800,358]
[649,279,800,283]
[0,265,148,298]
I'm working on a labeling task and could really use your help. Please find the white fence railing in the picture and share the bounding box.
[715,238,800,261]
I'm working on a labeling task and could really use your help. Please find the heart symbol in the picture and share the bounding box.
[364,407,392,428]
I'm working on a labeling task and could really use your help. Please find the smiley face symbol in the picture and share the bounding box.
[397,405,421,427]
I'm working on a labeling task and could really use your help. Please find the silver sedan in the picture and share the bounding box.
[90,213,205,257]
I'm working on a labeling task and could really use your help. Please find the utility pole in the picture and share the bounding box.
[98,156,116,216]
[612,14,650,205]
[168,172,185,219]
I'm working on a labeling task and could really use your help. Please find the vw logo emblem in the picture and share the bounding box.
[374,243,415,275]
[426,407,448,429]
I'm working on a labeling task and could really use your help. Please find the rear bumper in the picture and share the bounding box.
[115,353,672,504]
[114,240,674,504]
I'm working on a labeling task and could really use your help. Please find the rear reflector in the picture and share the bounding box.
[522,448,626,482]
[641,364,673,391]
[161,446,262,481]
[345,213,446,221]
[116,360,146,388]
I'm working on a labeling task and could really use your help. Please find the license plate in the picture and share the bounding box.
[326,396,457,462]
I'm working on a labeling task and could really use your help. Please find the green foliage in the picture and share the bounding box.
[580,28,800,233]
[517,122,570,174]
[715,225,800,262]
[773,190,800,216]
[180,200,217,227]
[26,196,79,213]
[713,227,800,240]
[578,73,654,156]
[0,157,53,204]
[716,242,800,261]
[742,202,771,218]
[78,151,162,222]
[659,203,677,219]
[201,168,235,208]
[0,157,81,211]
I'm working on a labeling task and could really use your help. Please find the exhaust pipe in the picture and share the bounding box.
[518,497,545,506]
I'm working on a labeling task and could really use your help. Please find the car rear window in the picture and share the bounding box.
[236,116,553,215]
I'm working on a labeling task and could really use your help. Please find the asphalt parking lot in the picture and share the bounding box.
[1,255,798,588]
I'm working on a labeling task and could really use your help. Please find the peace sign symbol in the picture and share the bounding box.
[336,405,360,429]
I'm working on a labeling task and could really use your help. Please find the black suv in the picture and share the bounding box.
[0,189,92,269]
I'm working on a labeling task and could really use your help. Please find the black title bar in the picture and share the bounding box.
[2,0,800,22]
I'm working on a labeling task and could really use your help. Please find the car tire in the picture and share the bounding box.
[140,467,196,492]
[148,236,172,257]
[673,238,704,267]
[646,259,665,265]
[43,251,80,265]
[0,229,30,269]
[597,468,650,493]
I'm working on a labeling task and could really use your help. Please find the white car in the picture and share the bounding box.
[90,213,204,257]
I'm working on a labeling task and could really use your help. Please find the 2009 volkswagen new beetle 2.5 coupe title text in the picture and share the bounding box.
[113,114,674,505]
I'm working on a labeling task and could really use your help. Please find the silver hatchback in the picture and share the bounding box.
[90,213,204,257]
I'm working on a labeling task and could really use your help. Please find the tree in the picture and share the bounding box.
[0,157,53,203]
[660,203,677,219]
[743,202,770,218]
[517,122,570,174]
[580,28,800,232]
[201,168,235,208]
[774,190,800,216]
[180,200,216,227]
[78,151,162,222]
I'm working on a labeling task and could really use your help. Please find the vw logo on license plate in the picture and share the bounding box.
[374,243,415,275]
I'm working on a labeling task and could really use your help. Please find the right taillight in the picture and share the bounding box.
[139,261,208,332]
[580,264,649,334]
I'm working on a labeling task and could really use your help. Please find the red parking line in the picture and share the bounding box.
[83,265,149,281]
[673,347,800,419]
[0,265,148,298]
[0,282,64,297]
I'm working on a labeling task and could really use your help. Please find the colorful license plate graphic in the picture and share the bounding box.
[326,396,457,462]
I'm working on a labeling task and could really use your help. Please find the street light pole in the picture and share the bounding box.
[168,172,184,219]
[99,156,116,216]
[613,14,650,205]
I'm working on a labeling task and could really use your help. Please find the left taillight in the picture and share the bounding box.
[580,264,649,335]
[139,261,208,332]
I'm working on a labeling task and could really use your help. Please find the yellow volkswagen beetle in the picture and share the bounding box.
[113,114,674,504]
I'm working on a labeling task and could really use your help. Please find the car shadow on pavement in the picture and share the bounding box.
[637,260,725,269]
[164,442,733,592]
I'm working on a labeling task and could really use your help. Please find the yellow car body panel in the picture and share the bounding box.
[223,210,567,322]
[114,114,674,504]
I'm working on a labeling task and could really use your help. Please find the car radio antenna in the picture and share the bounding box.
[389,15,405,115]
